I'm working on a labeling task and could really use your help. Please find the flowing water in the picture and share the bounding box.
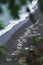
[0,0,38,27]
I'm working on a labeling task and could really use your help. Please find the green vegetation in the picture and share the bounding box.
[38,0,43,12]
[10,4,20,19]
[18,50,43,65]
[0,20,5,29]
[29,0,33,3]
[0,46,9,64]
[20,47,25,51]
[18,36,43,65]
[0,0,7,4]
[27,36,43,47]
[0,0,43,22]
[26,49,43,65]
[0,0,32,19]
[26,36,43,65]
[20,0,26,5]
[0,46,9,57]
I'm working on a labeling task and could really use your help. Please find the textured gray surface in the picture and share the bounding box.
[0,18,29,45]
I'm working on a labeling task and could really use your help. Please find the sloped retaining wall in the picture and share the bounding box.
[0,19,28,45]
[0,0,38,45]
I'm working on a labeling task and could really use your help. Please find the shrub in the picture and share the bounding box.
[20,47,25,51]
[0,20,5,29]
[27,36,43,47]
[26,49,43,65]
[0,46,9,64]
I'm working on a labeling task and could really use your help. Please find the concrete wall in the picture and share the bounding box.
[0,19,28,45]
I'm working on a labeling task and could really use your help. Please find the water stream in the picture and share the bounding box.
[0,0,38,26]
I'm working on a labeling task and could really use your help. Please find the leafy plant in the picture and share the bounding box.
[8,0,32,19]
[26,49,43,65]
[0,20,5,29]
[0,46,9,64]
[0,0,34,19]
[20,47,25,51]
[27,36,43,47]
[26,36,43,65]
